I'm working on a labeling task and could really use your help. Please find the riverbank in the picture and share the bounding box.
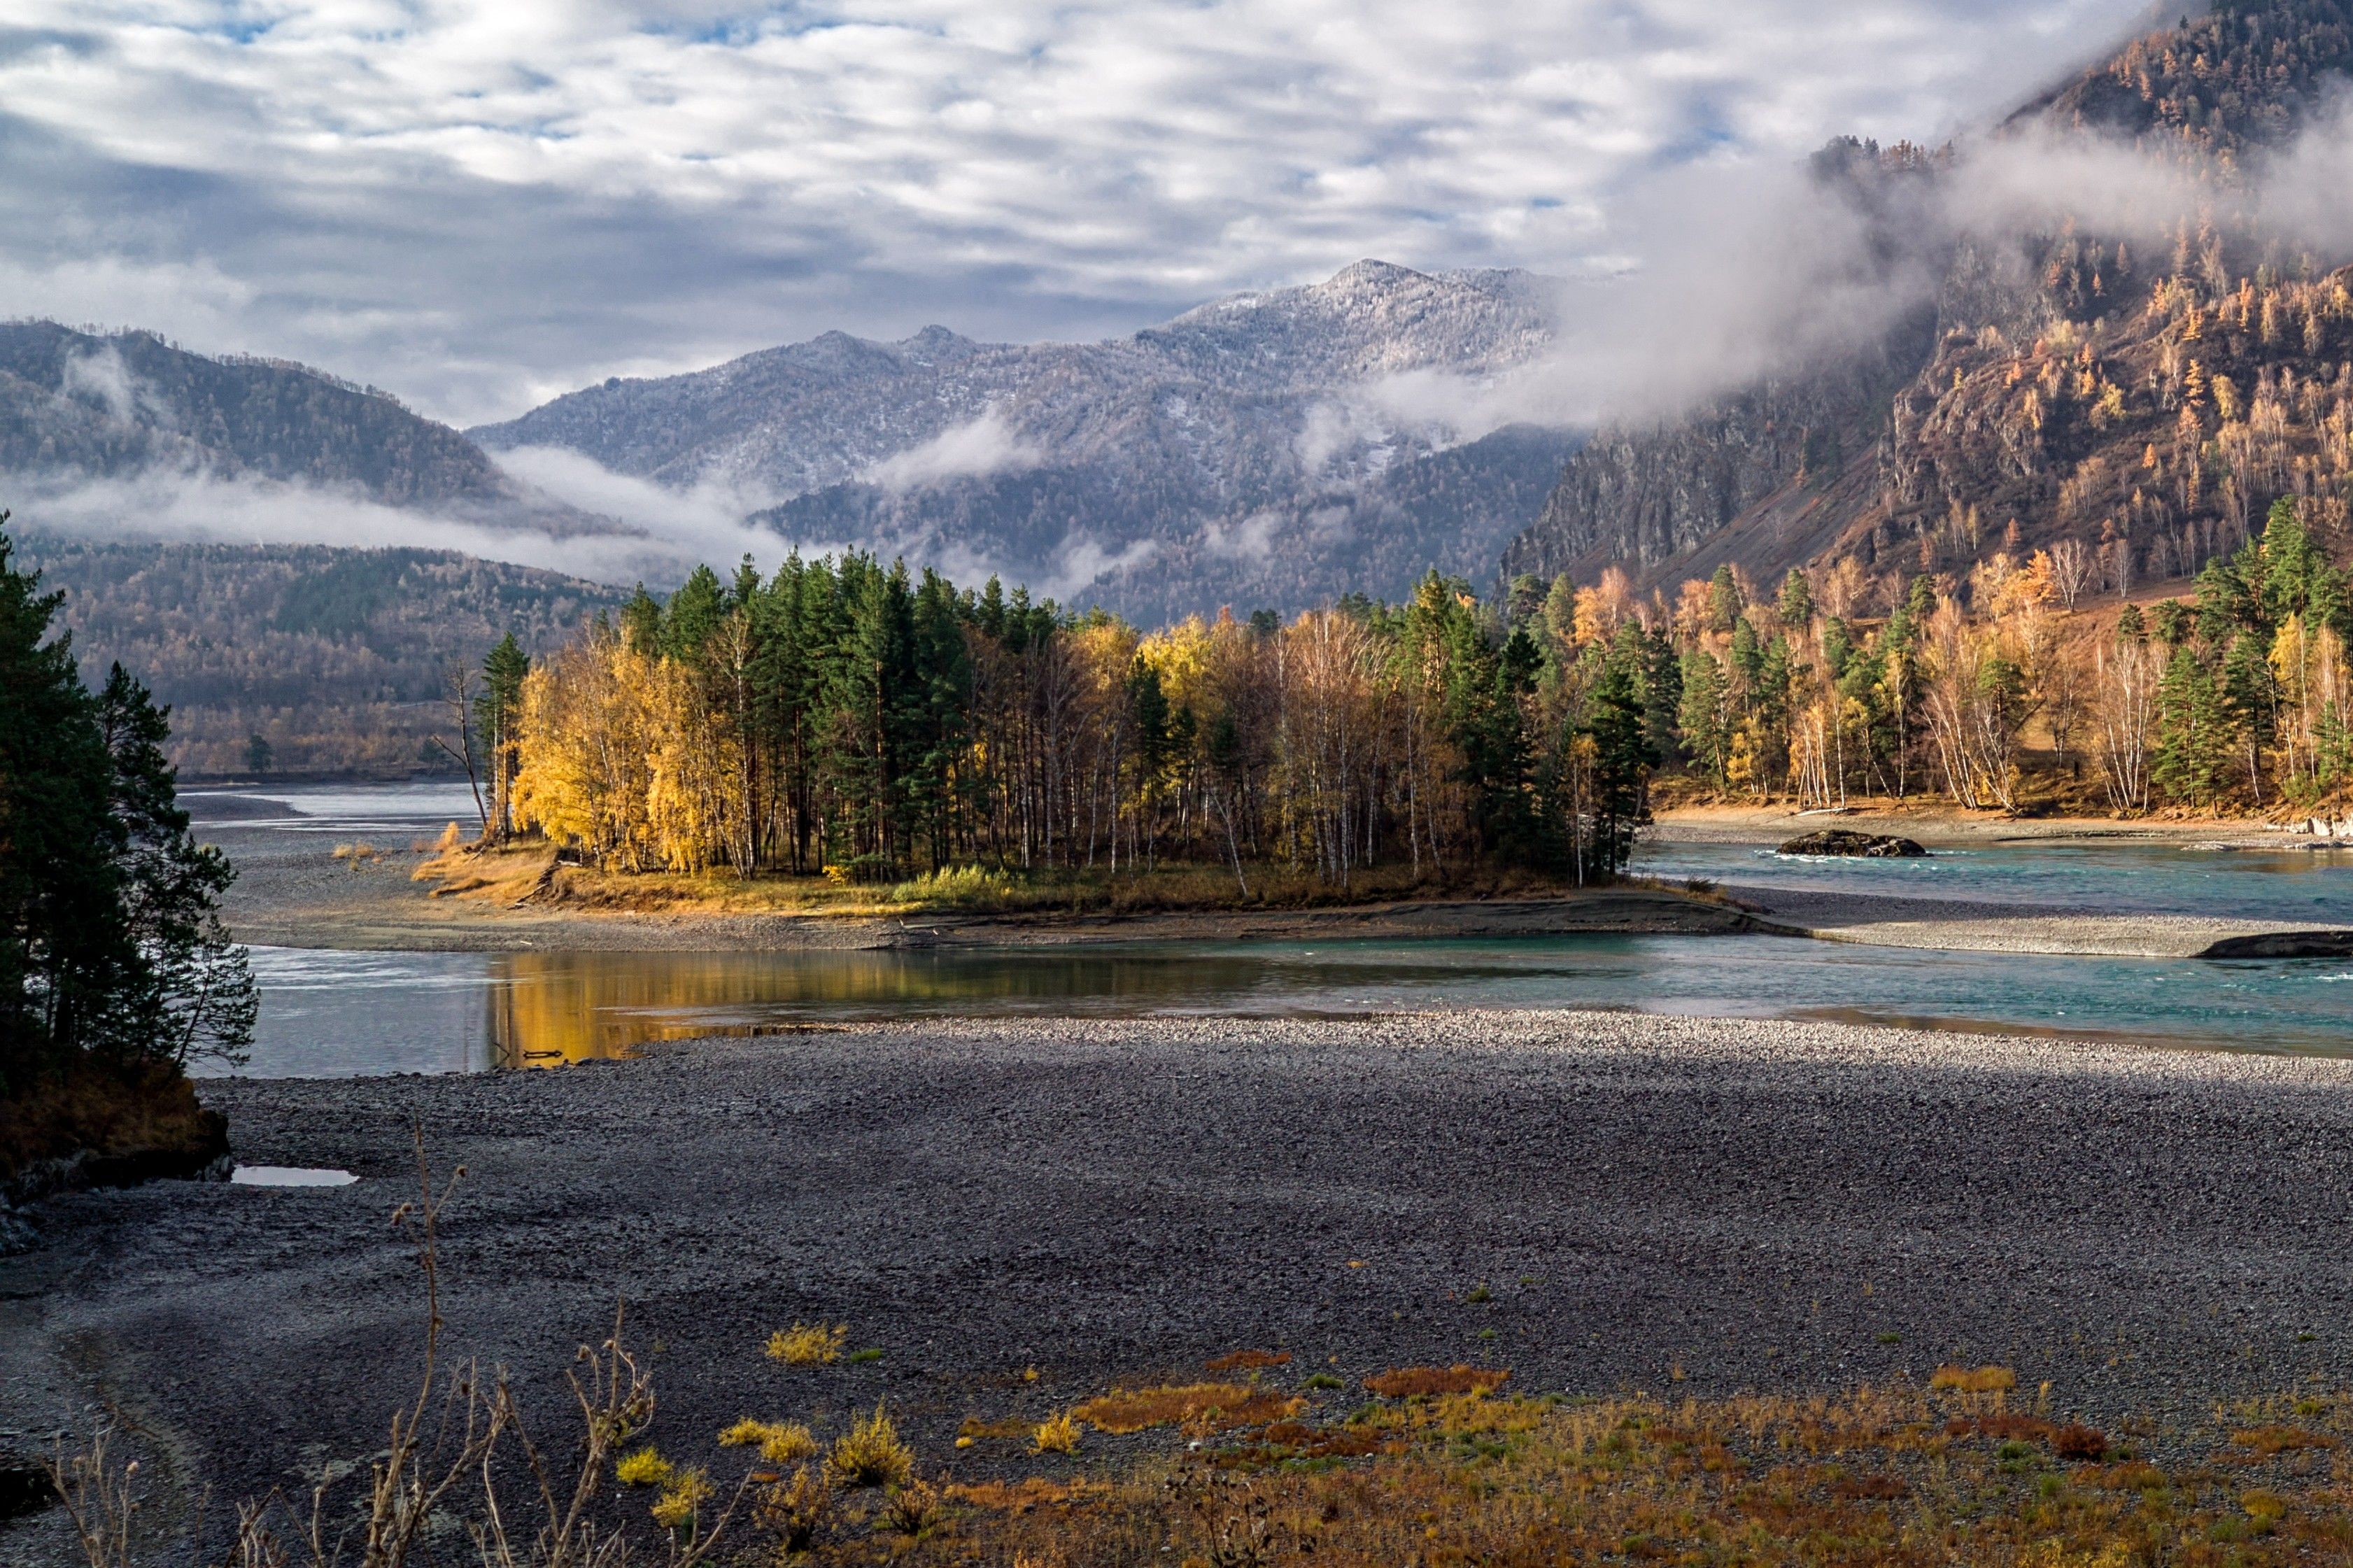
[209,814,2350,960]
[213,825,1776,952]
[6,1010,2353,1560]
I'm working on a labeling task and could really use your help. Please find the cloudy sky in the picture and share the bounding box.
[1,0,2170,428]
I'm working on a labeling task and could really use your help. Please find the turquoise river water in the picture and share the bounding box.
[192,784,2353,1076]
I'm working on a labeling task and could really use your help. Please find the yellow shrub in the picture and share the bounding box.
[1031,1411,1082,1455]
[615,1447,672,1487]
[761,1423,819,1466]
[766,1322,847,1365]
[828,1400,914,1489]
[649,1467,712,1530]
[719,1416,817,1462]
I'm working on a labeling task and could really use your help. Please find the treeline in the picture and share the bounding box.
[1636,497,2351,814]
[478,497,2350,890]
[491,558,1656,889]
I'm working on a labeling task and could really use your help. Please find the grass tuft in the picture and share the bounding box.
[647,1466,712,1530]
[1364,1365,1511,1399]
[614,1446,672,1488]
[1930,1364,2016,1394]
[765,1322,847,1365]
[1031,1411,1082,1455]
[1073,1383,1303,1436]
[828,1400,914,1490]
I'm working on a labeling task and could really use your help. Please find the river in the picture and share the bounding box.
[189,783,2353,1075]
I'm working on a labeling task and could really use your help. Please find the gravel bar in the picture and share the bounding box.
[5,1010,2353,1555]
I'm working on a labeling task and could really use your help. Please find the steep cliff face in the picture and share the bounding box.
[1504,0,2353,599]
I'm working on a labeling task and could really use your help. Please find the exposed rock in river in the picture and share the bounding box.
[1778,829,1927,858]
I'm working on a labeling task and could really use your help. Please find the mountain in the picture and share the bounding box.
[0,323,519,508]
[473,260,1576,620]
[15,532,630,777]
[1503,0,2353,603]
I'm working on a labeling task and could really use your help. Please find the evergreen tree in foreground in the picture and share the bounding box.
[0,514,253,1096]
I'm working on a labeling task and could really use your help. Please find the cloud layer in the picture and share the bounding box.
[0,1,2164,427]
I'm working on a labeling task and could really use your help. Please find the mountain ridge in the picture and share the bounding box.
[471,260,1571,620]
[1503,0,2353,603]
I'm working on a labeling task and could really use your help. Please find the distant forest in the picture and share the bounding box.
[17,535,628,777]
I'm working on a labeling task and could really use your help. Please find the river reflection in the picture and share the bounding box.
[234,936,2353,1078]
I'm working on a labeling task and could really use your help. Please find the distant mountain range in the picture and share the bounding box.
[472,260,1574,623]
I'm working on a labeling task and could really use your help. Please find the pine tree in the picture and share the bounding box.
[0,514,253,1092]
[2152,646,2233,805]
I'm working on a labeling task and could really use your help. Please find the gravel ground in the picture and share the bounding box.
[6,1010,2353,1560]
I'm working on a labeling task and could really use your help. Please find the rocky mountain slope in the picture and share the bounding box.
[1504,0,2353,603]
[474,261,1574,620]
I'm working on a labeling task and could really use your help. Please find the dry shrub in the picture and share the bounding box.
[1828,1474,1908,1500]
[877,1476,943,1537]
[1205,1349,1292,1373]
[2053,1423,2110,1460]
[1364,1365,1511,1399]
[765,1322,847,1366]
[1075,1383,1296,1435]
[1930,1364,2016,1394]
[2092,1460,2168,1490]
[2233,1425,2339,1455]
[752,1465,831,1552]
[649,1467,713,1531]
[916,1377,2353,1568]
[947,1476,1091,1512]
[828,1400,914,1489]
[1031,1412,1082,1455]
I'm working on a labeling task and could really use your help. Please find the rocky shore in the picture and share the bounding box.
[6,1011,2352,1560]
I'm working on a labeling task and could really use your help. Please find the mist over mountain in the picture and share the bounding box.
[0,323,516,508]
[1504,0,2353,604]
[474,260,1575,619]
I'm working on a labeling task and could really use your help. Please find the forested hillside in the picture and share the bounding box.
[1506,0,2353,612]
[17,534,628,777]
[0,323,518,507]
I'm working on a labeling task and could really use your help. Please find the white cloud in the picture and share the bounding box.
[1202,511,1281,561]
[866,409,1041,490]
[0,1,2164,425]
[8,465,827,587]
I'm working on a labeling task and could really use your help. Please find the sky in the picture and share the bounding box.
[0,1,2175,429]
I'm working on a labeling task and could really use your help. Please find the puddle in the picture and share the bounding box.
[230,1166,358,1187]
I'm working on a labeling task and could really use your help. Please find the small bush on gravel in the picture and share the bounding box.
[766,1322,847,1365]
[828,1401,914,1490]
[877,1477,944,1537]
[1031,1411,1082,1455]
[614,1446,672,1487]
[649,1466,713,1530]
[753,1465,831,1551]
